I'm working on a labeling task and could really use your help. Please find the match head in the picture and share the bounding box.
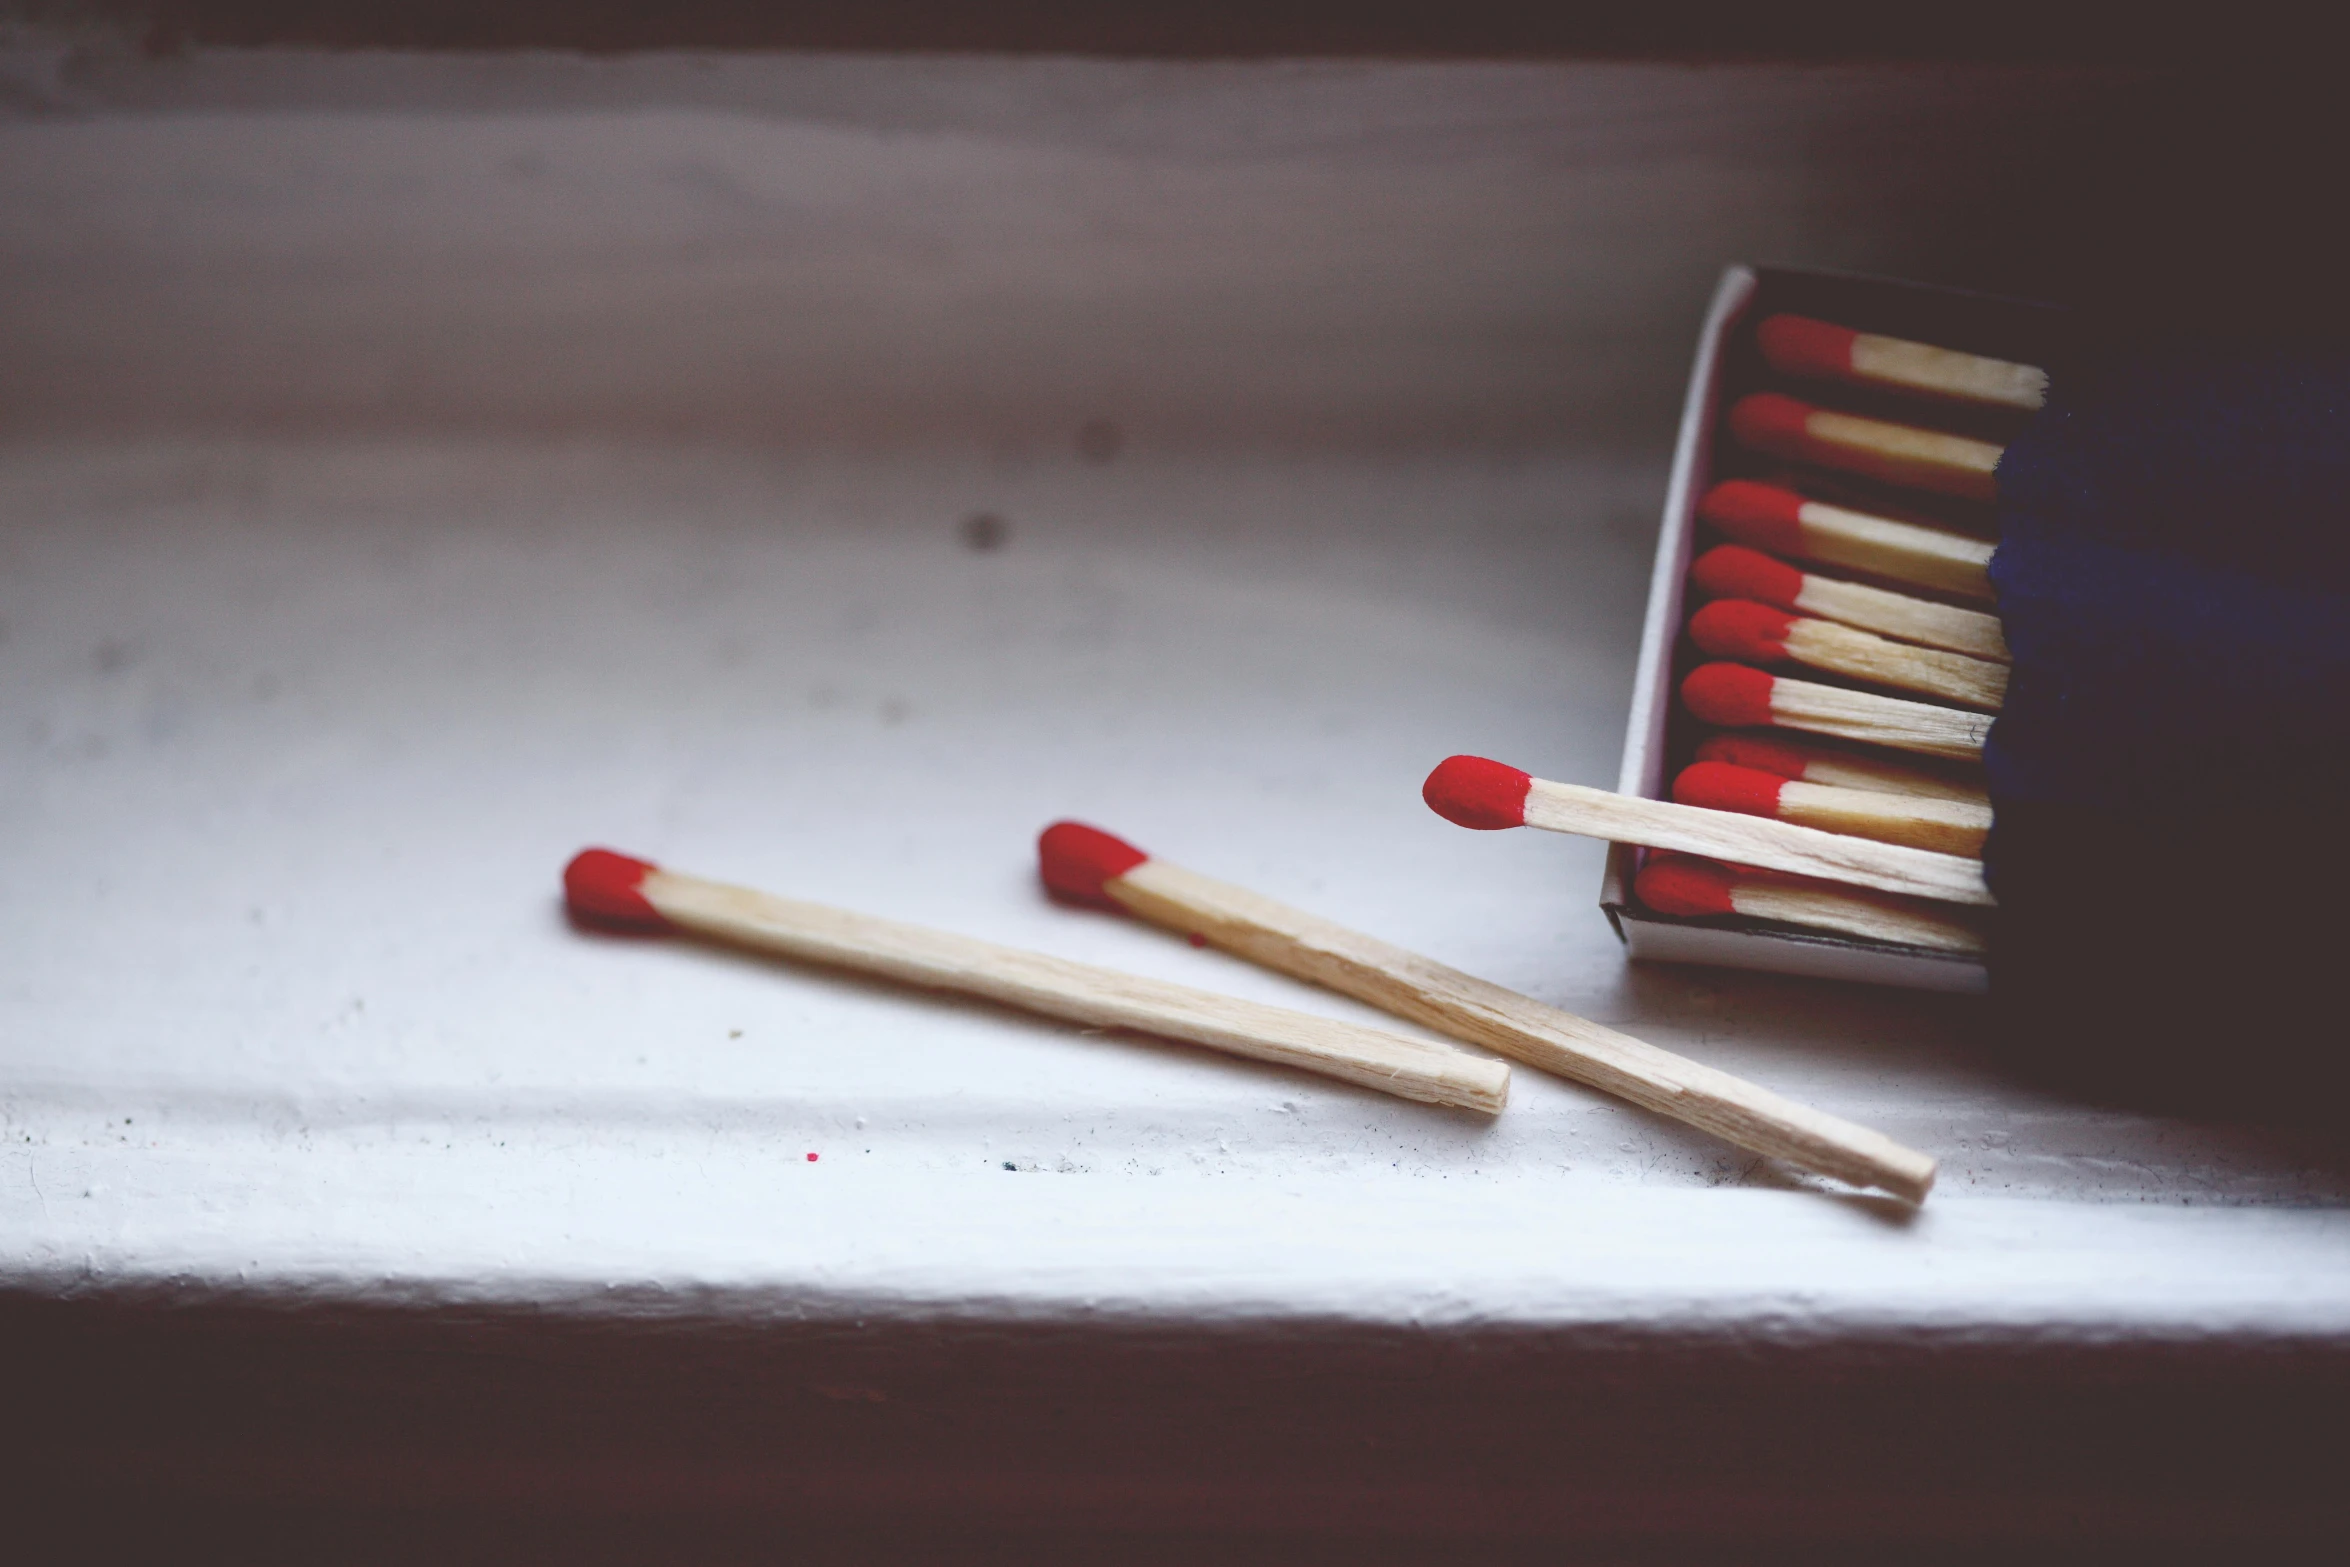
[1688,598,1797,663]
[1672,760,1789,818]
[1694,732,1814,781]
[1727,393,1816,462]
[563,848,671,932]
[1422,755,1532,830]
[1696,480,1807,556]
[1037,820,1150,911]
[1755,313,1860,382]
[1690,544,1805,610]
[1634,854,1739,918]
[1681,661,1777,728]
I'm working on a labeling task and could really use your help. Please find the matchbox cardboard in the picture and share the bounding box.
[1600,265,2064,992]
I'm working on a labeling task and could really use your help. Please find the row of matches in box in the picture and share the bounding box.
[1638,311,2048,955]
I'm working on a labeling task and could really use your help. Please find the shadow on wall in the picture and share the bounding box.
[72,0,2350,63]
[4,10,2343,450]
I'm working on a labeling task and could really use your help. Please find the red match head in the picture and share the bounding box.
[1037,821,1150,911]
[1697,480,1807,556]
[1690,544,1805,611]
[1635,854,1738,918]
[1727,393,1816,462]
[563,848,671,932]
[1422,755,1532,830]
[1694,732,1814,781]
[1672,761,1788,819]
[1688,599,1797,663]
[1681,662,1776,727]
[1755,313,1860,382]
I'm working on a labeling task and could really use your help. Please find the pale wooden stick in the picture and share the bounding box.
[1732,393,2003,503]
[1092,848,1936,1201]
[1692,600,2007,711]
[1703,481,1997,601]
[1693,542,2008,661]
[1677,761,1992,857]
[1794,572,2009,662]
[1638,853,1986,958]
[1521,776,1993,905]
[1766,671,1991,760]
[1783,617,2007,710]
[1733,873,1987,954]
[1696,733,1990,806]
[636,865,1510,1113]
[1684,662,1992,762]
[1771,778,1990,858]
[1757,313,2048,412]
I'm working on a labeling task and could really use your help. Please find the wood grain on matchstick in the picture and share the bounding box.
[1637,853,1987,958]
[1421,756,1991,906]
[1683,662,1991,762]
[1691,543,2009,663]
[1700,481,1997,602]
[1694,733,1989,806]
[1756,313,2048,413]
[1044,824,1937,1203]
[1690,599,2009,711]
[1521,776,1991,905]
[1675,760,1992,858]
[568,851,1509,1114]
[1731,393,2003,503]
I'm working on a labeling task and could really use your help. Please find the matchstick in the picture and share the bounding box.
[1700,480,1996,602]
[1689,599,2008,712]
[1636,852,1986,957]
[563,849,1509,1114]
[1682,661,1991,762]
[1730,393,2003,503]
[1039,822,1937,1202]
[1755,313,2048,413]
[1694,733,1989,807]
[1692,543,2008,663]
[1421,756,1992,906]
[1673,761,1991,857]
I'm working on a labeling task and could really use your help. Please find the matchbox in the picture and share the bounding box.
[1600,265,2065,992]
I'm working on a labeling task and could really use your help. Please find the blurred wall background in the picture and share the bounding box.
[10,9,2336,461]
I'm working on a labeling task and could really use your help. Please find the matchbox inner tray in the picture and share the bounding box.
[1600,265,2065,993]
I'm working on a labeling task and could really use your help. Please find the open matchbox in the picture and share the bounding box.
[1599,265,2063,994]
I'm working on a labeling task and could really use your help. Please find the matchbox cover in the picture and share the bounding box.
[1599,265,2064,992]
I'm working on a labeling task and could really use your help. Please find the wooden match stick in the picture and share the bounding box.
[1682,661,1991,762]
[1637,852,1986,957]
[1040,823,1937,1202]
[1730,393,2003,503]
[563,849,1510,1114]
[1700,480,1996,602]
[1693,543,2008,663]
[1756,313,2048,413]
[1674,761,1991,857]
[1689,599,2008,712]
[1422,756,1992,906]
[1695,733,1988,807]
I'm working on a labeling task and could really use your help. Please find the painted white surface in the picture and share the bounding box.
[3,442,2345,1338]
